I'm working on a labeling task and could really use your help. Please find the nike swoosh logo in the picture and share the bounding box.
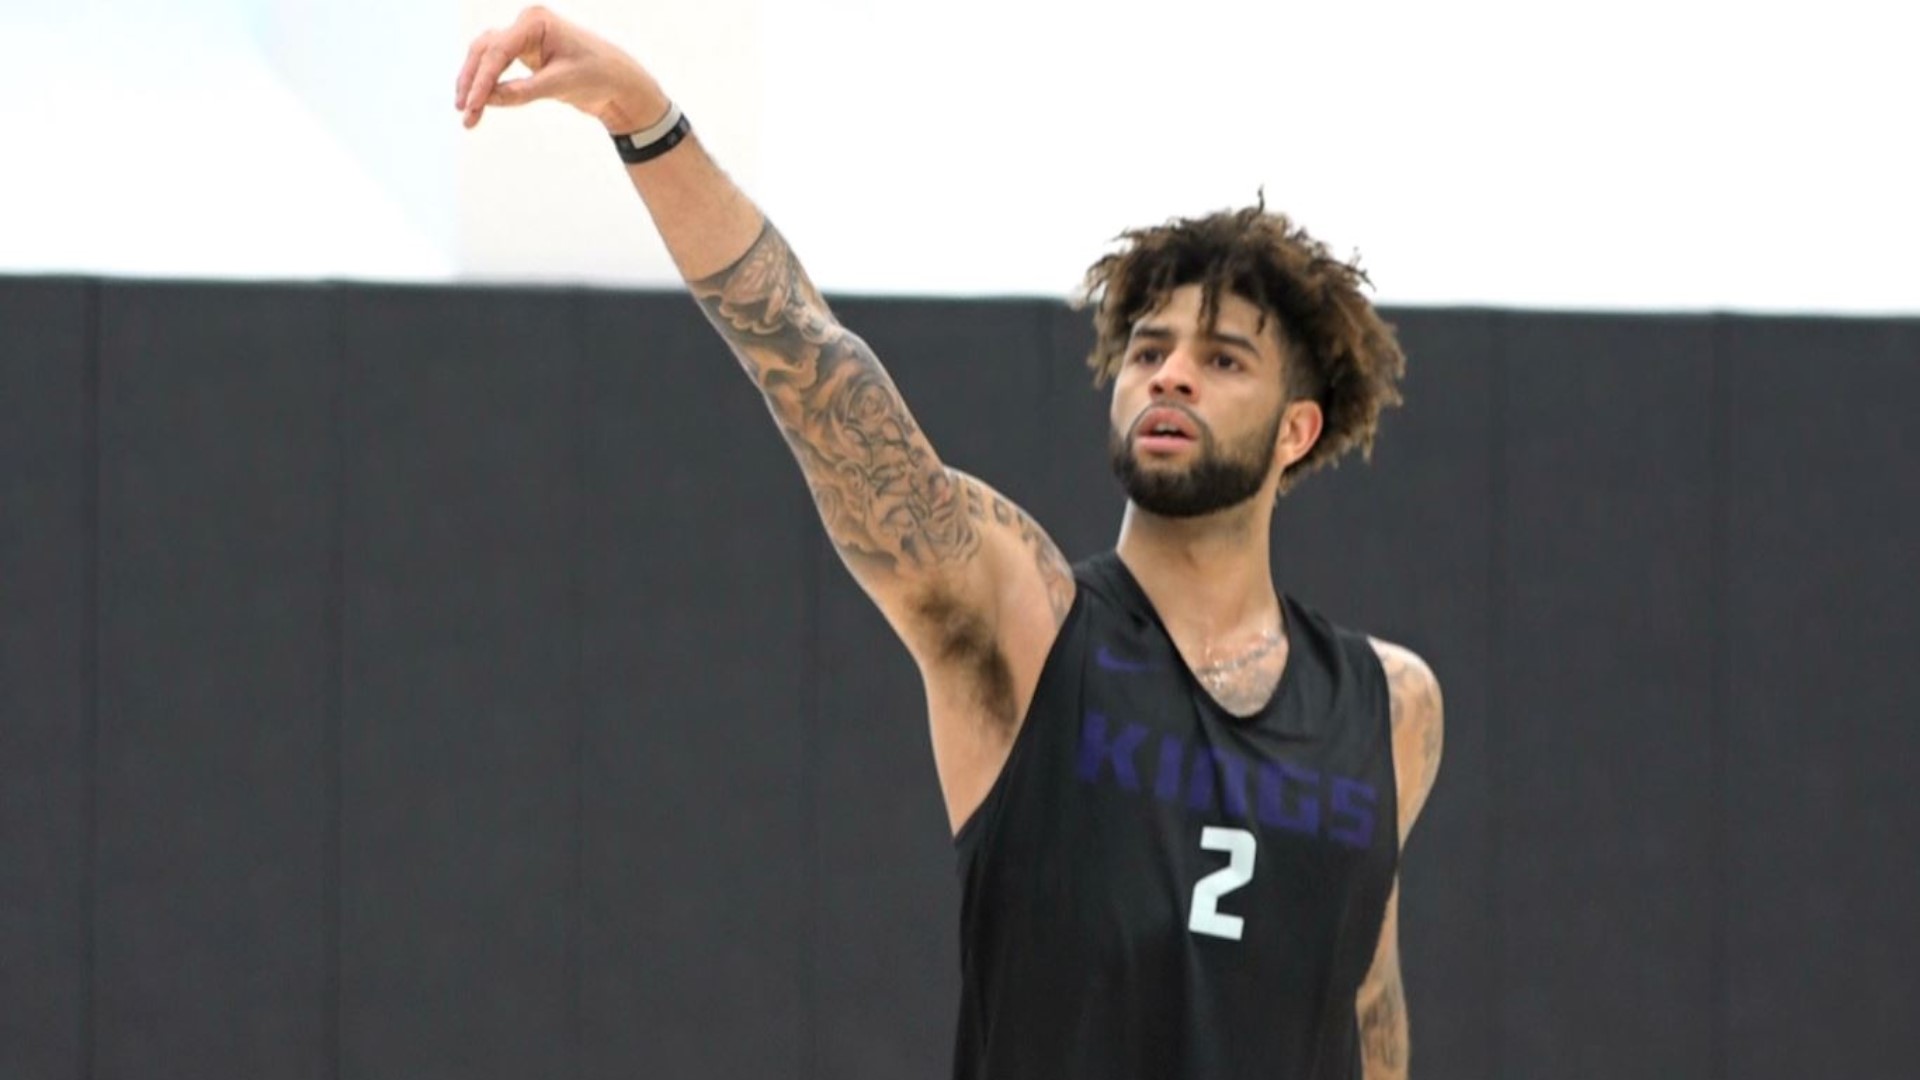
[1096,645,1158,674]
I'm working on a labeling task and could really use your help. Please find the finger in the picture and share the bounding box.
[464,45,512,118]
[469,7,554,113]
[462,24,536,120]
[455,32,492,109]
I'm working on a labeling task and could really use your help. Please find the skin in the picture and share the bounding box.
[456,10,1443,1076]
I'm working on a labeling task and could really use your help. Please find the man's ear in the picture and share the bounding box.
[1275,397,1325,472]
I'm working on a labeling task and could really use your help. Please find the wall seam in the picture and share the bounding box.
[1484,310,1507,1080]
[802,529,825,1080]
[324,282,347,1080]
[569,288,589,1080]
[80,280,101,1080]
[1708,314,1731,1080]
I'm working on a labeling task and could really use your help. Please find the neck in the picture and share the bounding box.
[1113,497,1279,645]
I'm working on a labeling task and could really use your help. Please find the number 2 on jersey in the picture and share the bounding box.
[1188,827,1257,940]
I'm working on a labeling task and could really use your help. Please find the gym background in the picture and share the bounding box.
[4,2,1917,1079]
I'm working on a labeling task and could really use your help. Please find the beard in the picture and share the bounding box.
[1108,407,1284,518]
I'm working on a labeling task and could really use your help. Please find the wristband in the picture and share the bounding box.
[612,103,690,164]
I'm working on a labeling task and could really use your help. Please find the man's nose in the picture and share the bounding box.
[1149,347,1200,400]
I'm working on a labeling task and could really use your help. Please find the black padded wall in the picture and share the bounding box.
[4,277,1919,1080]
[1491,315,1719,1078]
[1719,318,1920,1079]
[92,283,337,1080]
[574,291,813,1080]
[336,288,580,1080]
[1,280,93,1080]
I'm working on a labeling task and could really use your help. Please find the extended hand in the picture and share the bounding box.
[454,6,665,132]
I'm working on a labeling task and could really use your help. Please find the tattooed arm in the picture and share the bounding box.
[1357,641,1445,1079]
[456,10,1075,827]
[1357,888,1409,1080]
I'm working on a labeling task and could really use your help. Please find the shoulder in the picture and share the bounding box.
[1367,638,1441,709]
[1366,637,1445,840]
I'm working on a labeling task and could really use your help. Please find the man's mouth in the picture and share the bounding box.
[1135,406,1200,451]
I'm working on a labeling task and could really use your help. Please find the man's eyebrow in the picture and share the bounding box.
[1127,324,1264,359]
[1210,331,1264,358]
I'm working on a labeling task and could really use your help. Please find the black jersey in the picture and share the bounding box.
[952,551,1399,1080]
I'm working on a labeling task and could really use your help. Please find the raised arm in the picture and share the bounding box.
[686,224,977,585]
[455,12,1073,829]
[456,8,955,576]
[455,8,1069,641]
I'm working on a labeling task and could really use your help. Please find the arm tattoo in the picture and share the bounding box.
[962,478,1075,624]
[691,222,977,575]
[1367,650,1431,1079]
[1359,970,1409,1079]
[1383,646,1445,821]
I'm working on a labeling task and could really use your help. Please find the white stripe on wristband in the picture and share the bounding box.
[612,102,687,163]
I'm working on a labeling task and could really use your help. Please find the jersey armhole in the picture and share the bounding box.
[951,584,1089,859]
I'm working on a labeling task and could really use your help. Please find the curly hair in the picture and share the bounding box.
[1076,198,1407,488]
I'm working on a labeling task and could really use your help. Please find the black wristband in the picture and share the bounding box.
[613,111,691,165]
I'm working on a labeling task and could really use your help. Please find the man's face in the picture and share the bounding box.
[1107,284,1301,518]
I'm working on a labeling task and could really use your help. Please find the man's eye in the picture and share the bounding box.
[1213,354,1239,370]
[1132,348,1163,364]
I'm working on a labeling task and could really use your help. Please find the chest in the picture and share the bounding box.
[996,681,1386,958]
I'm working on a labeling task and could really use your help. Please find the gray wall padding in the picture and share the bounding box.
[3,277,1917,1080]
[1,279,94,1080]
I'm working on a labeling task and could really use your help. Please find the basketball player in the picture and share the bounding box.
[457,8,1444,1078]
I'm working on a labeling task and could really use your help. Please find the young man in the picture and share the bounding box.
[458,9,1443,1078]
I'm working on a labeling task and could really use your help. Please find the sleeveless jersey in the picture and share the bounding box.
[951,551,1399,1080]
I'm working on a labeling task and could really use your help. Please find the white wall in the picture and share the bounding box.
[0,0,455,281]
[2,0,1915,312]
